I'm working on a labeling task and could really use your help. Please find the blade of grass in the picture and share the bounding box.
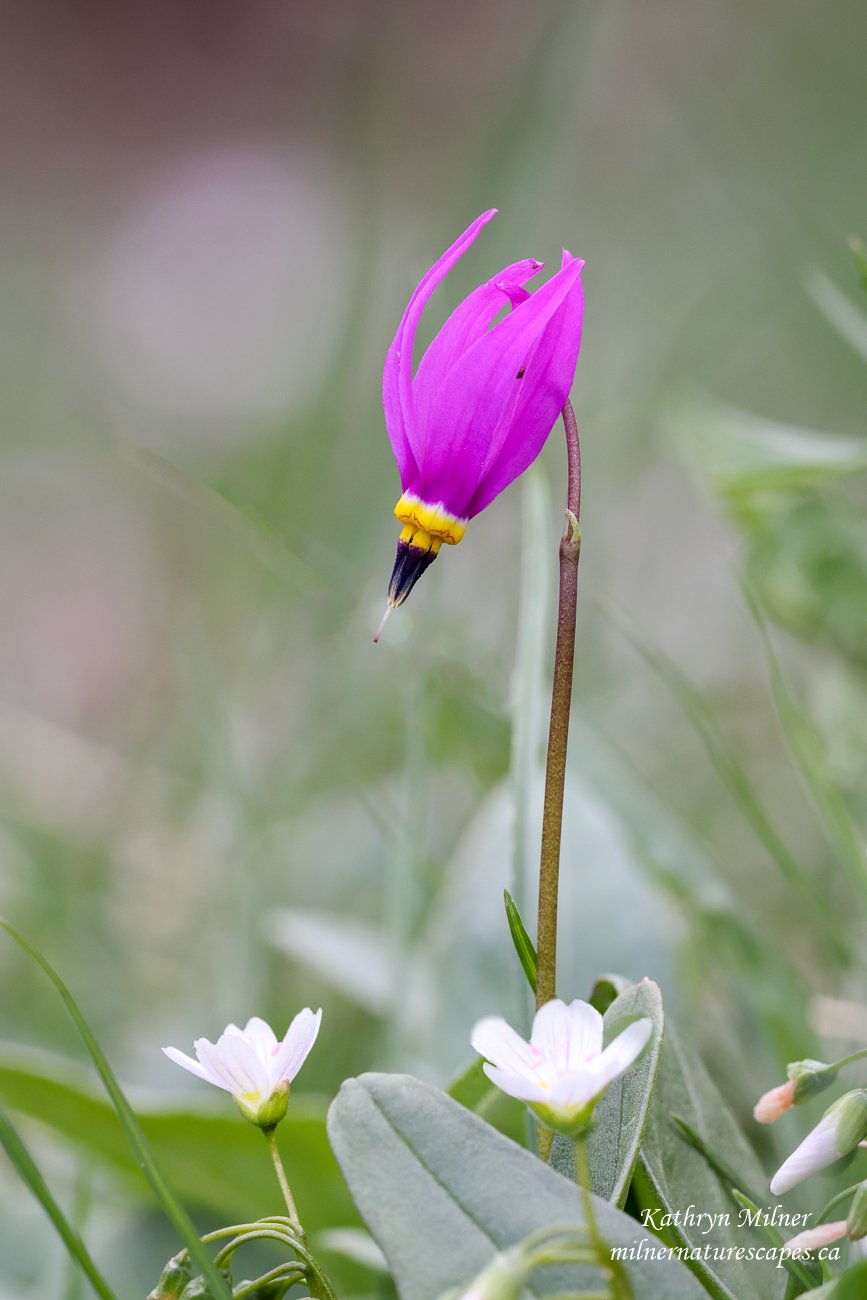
[0,1104,115,1300]
[742,581,867,909]
[0,919,233,1300]
[730,1189,822,1293]
[671,1116,819,1292]
[113,429,321,592]
[503,889,537,993]
[602,600,851,965]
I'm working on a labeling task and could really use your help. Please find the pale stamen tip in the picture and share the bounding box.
[373,603,393,644]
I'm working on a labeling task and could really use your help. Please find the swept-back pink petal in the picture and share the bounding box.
[413,258,543,433]
[416,254,584,517]
[271,1007,323,1085]
[382,210,496,484]
[468,252,584,517]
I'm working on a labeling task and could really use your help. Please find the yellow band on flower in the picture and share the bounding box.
[394,493,468,546]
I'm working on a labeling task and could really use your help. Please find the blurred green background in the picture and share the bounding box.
[1,0,866,1294]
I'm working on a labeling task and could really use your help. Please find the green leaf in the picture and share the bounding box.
[0,921,232,1300]
[503,889,537,992]
[804,269,867,364]
[635,1022,785,1299]
[850,237,867,295]
[447,1056,527,1146]
[586,978,664,1206]
[0,1104,115,1300]
[806,1261,867,1299]
[327,1072,707,1300]
[727,1189,820,1294]
[0,1046,356,1231]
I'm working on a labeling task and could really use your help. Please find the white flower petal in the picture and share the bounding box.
[531,999,602,1073]
[563,1000,605,1067]
[547,1067,604,1109]
[162,1045,217,1085]
[771,1112,841,1195]
[242,1016,279,1064]
[785,1221,848,1253]
[851,1236,867,1263]
[592,1019,653,1092]
[471,1016,537,1080]
[197,1032,269,1100]
[271,1007,322,1085]
[482,1062,550,1104]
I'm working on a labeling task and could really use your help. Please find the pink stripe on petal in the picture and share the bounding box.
[468,253,584,517]
[416,255,584,517]
[197,1034,269,1099]
[383,210,496,485]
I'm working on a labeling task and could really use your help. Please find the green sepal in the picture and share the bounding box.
[788,1058,838,1104]
[147,1249,193,1299]
[832,1090,867,1156]
[847,1180,867,1241]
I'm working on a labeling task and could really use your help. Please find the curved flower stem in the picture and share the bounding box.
[535,398,581,1022]
[830,1047,867,1071]
[574,1132,632,1299]
[263,1128,304,1238]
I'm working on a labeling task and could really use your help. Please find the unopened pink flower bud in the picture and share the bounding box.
[754,1081,795,1124]
[784,1221,848,1254]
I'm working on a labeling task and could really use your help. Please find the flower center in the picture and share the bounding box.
[394,493,468,548]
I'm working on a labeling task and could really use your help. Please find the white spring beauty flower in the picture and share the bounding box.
[771,1090,867,1196]
[471,998,652,1135]
[163,1010,322,1129]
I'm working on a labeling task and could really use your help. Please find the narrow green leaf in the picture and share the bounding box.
[635,1021,784,1299]
[728,1190,821,1293]
[0,1105,115,1300]
[667,1118,818,1293]
[742,582,867,908]
[605,603,850,964]
[327,1072,707,1299]
[586,978,664,1206]
[113,430,321,592]
[0,919,232,1300]
[804,269,867,364]
[850,237,867,295]
[503,889,537,992]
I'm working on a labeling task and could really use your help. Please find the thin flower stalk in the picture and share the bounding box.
[535,398,581,1013]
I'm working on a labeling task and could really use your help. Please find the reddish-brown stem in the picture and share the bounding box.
[535,400,581,1014]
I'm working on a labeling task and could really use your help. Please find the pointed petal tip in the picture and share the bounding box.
[373,604,393,644]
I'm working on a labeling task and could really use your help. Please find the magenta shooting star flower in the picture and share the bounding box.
[377,208,585,637]
[163,1010,321,1129]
